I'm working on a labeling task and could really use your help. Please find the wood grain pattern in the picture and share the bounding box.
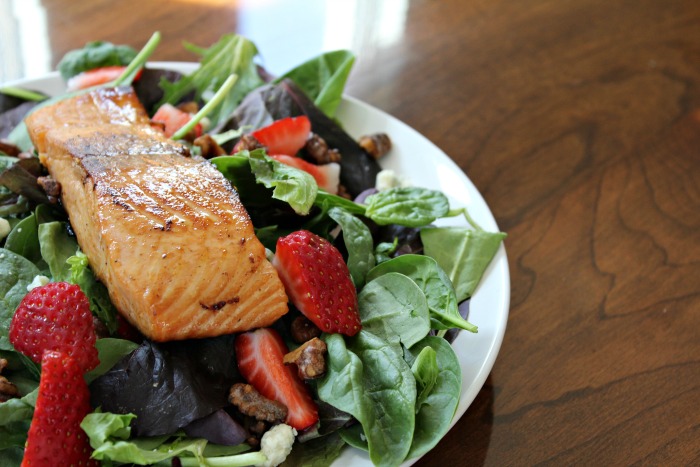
[5,0,699,465]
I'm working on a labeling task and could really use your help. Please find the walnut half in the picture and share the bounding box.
[0,358,19,403]
[283,337,327,380]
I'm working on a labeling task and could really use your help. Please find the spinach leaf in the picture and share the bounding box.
[364,187,449,227]
[277,50,355,117]
[319,331,416,467]
[159,34,265,125]
[404,336,462,459]
[210,154,273,208]
[57,41,137,80]
[421,227,506,301]
[0,388,37,426]
[282,432,346,467]
[366,254,477,332]
[358,272,430,348]
[66,252,118,333]
[247,149,317,215]
[0,248,40,342]
[38,221,78,281]
[328,207,374,287]
[4,213,43,266]
[314,191,366,216]
[339,423,368,451]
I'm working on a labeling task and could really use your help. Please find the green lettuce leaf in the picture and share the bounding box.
[158,34,265,125]
[246,149,317,215]
[277,50,355,117]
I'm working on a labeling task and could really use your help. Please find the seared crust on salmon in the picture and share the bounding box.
[25,87,288,341]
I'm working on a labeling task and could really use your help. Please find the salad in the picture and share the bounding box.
[0,33,506,466]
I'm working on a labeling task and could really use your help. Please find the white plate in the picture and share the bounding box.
[3,63,510,466]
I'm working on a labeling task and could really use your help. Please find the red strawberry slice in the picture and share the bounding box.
[270,154,340,194]
[235,328,319,430]
[252,116,311,156]
[151,103,202,138]
[66,65,141,91]
[9,282,99,373]
[273,230,361,336]
[23,351,98,467]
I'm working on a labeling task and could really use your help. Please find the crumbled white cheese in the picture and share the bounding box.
[26,275,50,292]
[258,424,297,467]
[375,169,411,191]
[0,218,10,240]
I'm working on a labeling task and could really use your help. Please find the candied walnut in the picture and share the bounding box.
[358,133,392,159]
[0,139,21,157]
[232,134,263,153]
[37,176,61,198]
[229,383,287,423]
[290,316,321,344]
[193,134,226,159]
[93,316,110,339]
[336,184,352,200]
[177,101,199,114]
[0,358,19,403]
[283,337,327,380]
[305,133,341,164]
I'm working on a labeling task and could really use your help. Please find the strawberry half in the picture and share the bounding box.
[23,351,98,466]
[235,328,319,430]
[9,282,99,373]
[252,116,311,156]
[273,230,361,336]
[151,103,202,138]
[66,65,141,91]
[270,155,340,194]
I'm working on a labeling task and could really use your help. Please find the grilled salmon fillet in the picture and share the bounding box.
[25,87,288,341]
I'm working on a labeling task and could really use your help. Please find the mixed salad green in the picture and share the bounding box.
[0,33,506,466]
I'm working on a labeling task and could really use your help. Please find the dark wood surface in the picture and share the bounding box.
[4,0,700,465]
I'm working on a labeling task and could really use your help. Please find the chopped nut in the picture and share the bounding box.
[233,134,263,153]
[283,337,327,380]
[229,383,288,423]
[93,316,110,339]
[37,176,62,198]
[290,316,321,344]
[305,133,341,164]
[193,134,226,159]
[0,358,19,403]
[0,139,21,157]
[358,133,392,159]
[336,184,352,200]
[176,101,199,114]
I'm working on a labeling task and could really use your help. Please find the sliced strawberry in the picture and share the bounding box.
[273,230,361,336]
[270,154,340,194]
[252,116,311,156]
[151,103,202,138]
[23,351,98,466]
[9,282,99,373]
[235,328,319,430]
[66,65,141,91]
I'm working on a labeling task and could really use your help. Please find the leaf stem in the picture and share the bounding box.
[445,207,484,231]
[172,73,238,140]
[113,31,162,86]
[0,86,46,102]
[176,451,266,467]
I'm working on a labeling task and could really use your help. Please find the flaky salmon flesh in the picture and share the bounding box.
[25,87,289,341]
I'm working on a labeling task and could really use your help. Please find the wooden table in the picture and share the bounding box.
[3,0,699,465]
